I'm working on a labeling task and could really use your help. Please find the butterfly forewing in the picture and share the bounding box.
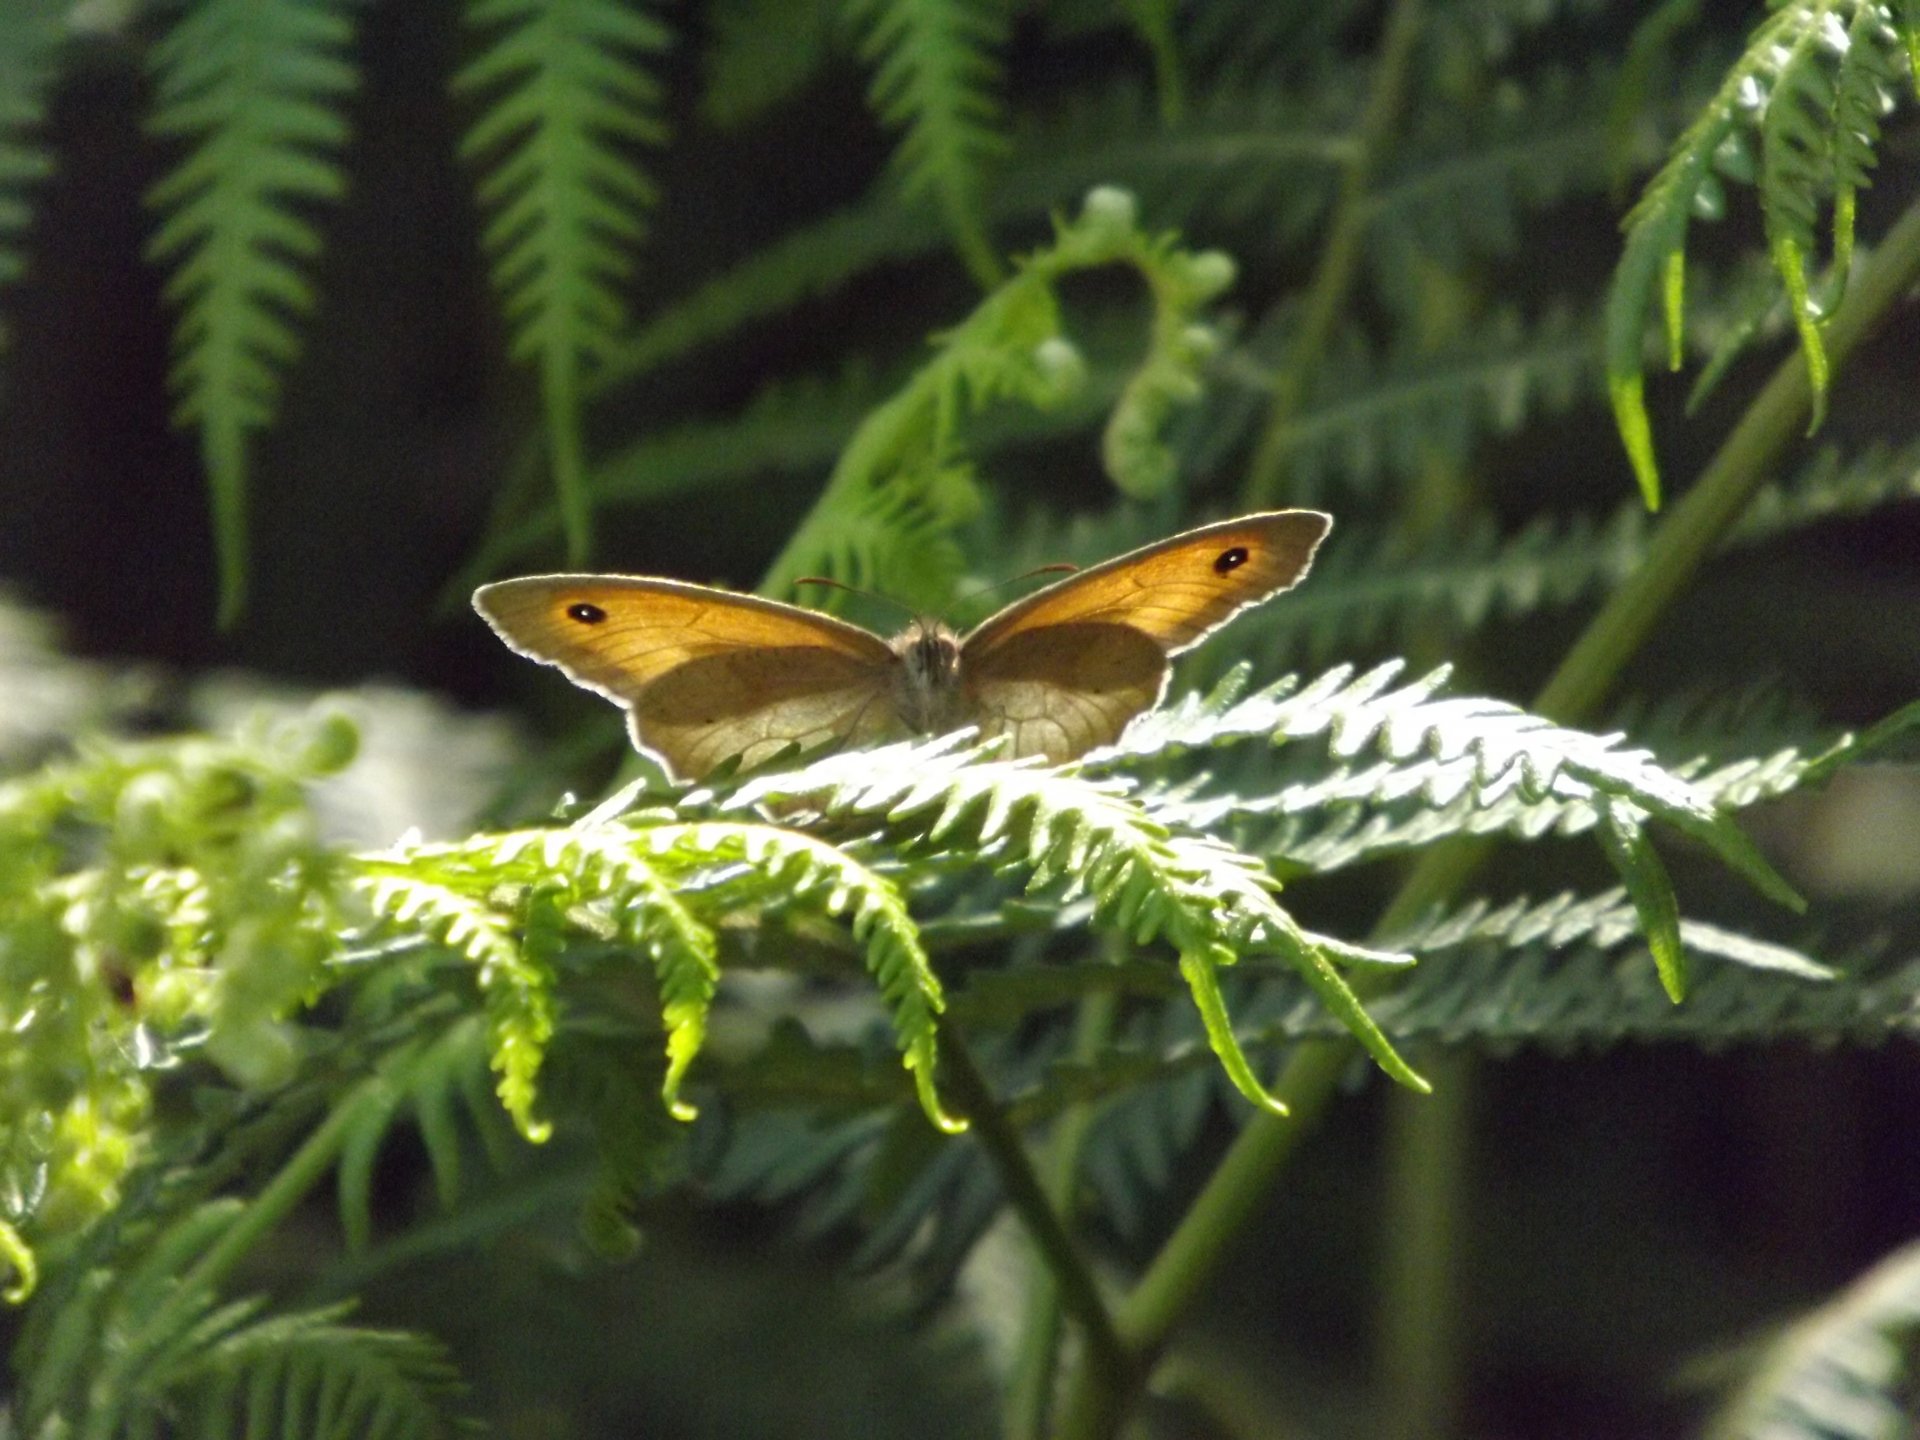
[960,511,1331,657]
[473,576,900,777]
[958,511,1330,763]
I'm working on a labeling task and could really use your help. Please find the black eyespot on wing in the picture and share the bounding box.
[1213,546,1250,574]
[567,602,608,625]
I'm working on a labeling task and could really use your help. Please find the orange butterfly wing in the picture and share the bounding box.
[473,577,903,778]
[957,511,1331,763]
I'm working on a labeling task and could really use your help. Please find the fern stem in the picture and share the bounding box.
[935,1013,1130,1396]
[1056,1042,1350,1440]
[543,345,592,564]
[1374,1051,1473,1440]
[1124,0,1185,125]
[174,1075,386,1306]
[1058,191,1920,1439]
[1241,0,1425,508]
[207,417,250,629]
[1006,987,1118,1440]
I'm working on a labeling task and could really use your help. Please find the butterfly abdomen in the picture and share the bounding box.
[888,620,967,735]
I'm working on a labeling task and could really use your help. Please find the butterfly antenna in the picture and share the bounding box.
[793,575,915,620]
[957,561,1079,605]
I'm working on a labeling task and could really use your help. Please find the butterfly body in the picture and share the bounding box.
[475,510,1331,778]
[889,619,968,736]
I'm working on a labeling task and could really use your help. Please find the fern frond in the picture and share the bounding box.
[723,737,1427,1109]
[1606,0,1911,503]
[1115,660,1804,977]
[593,196,946,390]
[170,1302,471,1440]
[591,74,1349,394]
[1701,1237,1920,1440]
[1001,72,1354,241]
[31,1269,473,1440]
[1373,892,1919,1050]
[19,1199,241,1436]
[848,0,1009,283]
[635,819,963,1133]
[513,824,719,1119]
[757,189,1235,603]
[1427,0,1613,68]
[1134,662,1919,886]
[145,0,358,625]
[355,816,954,1132]
[458,0,671,564]
[1182,0,1365,75]
[0,0,63,323]
[333,1011,498,1249]
[354,867,556,1141]
[1230,305,1597,500]
[1368,62,1636,309]
[460,335,1142,587]
[969,898,1913,1121]
[1229,438,1920,666]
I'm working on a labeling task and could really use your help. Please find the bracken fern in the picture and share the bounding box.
[145,0,359,625]
[458,0,672,567]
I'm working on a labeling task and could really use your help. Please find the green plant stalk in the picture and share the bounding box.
[205,416,248,629]
[1058,187,1920,1440]
[174,1075,391,1304]
[1123,0,1186,125]
[1377,424,1483,1439]
[1376,1051,1473,1440]
[936,1016,1129,1398]
[544,344,592,565]
[1006,988,1119,1440]
[1242,0,1425,509]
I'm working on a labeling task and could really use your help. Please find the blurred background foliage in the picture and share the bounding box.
[1,0,1919,1437]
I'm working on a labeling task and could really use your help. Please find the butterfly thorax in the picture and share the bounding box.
[888,619,968,735]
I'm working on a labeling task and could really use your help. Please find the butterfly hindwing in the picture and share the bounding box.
[629,642,905,776]
[962,622,1167,764]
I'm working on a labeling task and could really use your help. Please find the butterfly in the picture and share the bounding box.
[473,510,1331,780]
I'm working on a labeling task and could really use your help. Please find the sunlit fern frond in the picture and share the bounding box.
[1130,662,1920,885]
[356,812,963,1134]
[756,189,1235,604]
[720,734,1426,1105]
[354,865,559,1140]
[1606,0,1913,504]
[145,0,359,624]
